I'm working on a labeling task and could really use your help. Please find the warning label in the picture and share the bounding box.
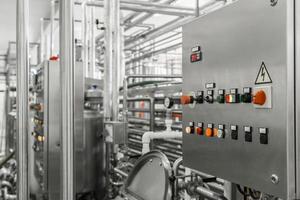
[255,62,272,85]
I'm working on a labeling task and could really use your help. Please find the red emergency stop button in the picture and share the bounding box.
[253,90,266,105]
[181,95,194,105]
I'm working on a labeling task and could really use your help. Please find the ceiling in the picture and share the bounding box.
[0,0,50,55]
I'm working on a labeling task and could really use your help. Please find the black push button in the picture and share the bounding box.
[230,125,238,140]
[241,87,252,103]
[260,134,268,144]
[196,91,204,104]
[245,133,252,142]
[244,126,252,142]
[217,89,225,104]
[231,131,238,140]
[259,128,268,144]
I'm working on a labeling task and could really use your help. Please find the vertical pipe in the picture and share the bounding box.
[16,0,29,198]
[104,0,112,121]
[81,1,89,77]
[59,0,75,199]
[40,19,45,63]
[50,0,55,57]
[89,3,96,78]
[195,0,199,17]
[104,0,121,121]
[112,0,121,121]
[149,98,155,131]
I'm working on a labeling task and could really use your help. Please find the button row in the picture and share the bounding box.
[185,122,268,144]
[181,87,267,106]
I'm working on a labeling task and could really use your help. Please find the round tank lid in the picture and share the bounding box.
[124,150,172,200]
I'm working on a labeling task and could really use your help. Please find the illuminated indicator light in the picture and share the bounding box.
[190,52,202,62]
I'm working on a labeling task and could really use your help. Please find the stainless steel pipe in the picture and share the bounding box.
[59,0,75,199]
[16,0,29,198]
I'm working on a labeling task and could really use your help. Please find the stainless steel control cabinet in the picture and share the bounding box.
[182,0,299,199]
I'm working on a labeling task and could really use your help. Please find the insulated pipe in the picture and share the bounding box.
[59,0,75,199]
[141,131,182,154]
[16,0,29,198]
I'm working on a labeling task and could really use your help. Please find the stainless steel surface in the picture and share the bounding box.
[60,0,75,199]
[32,62,104,199]
[296,1,300,198]
[182,0,295,198]
[124,150,172,200]
[16,0,29,198]
[75,110,105,199]
[44,61,62,199]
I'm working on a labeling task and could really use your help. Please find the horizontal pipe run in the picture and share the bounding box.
[74,0,195,16]
[126,74,182,80]
[42,17,82,23]
[125,42,182,65]
[195,186,227,200]
[121,0,195,12]
[114,168,128,178]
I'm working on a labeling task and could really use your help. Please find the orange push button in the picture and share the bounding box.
[181,95,194,105]
[205,128,213,137]
[213,128,218,137]
[253,90,266,105]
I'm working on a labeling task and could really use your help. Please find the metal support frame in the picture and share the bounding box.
[59,0,75,199]
[16,0,29,199]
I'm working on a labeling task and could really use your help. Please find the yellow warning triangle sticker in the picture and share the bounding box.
[255,62,272,85]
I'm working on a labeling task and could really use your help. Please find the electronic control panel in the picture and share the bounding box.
[31,61,61,199]
[182,0,296,199]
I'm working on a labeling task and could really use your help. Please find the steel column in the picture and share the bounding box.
[81,1,89,77]
[16,0,29,198]
[50,0,56,56]
[89,2,96,78]
[104,0,121,121]
[59,0,75,199]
